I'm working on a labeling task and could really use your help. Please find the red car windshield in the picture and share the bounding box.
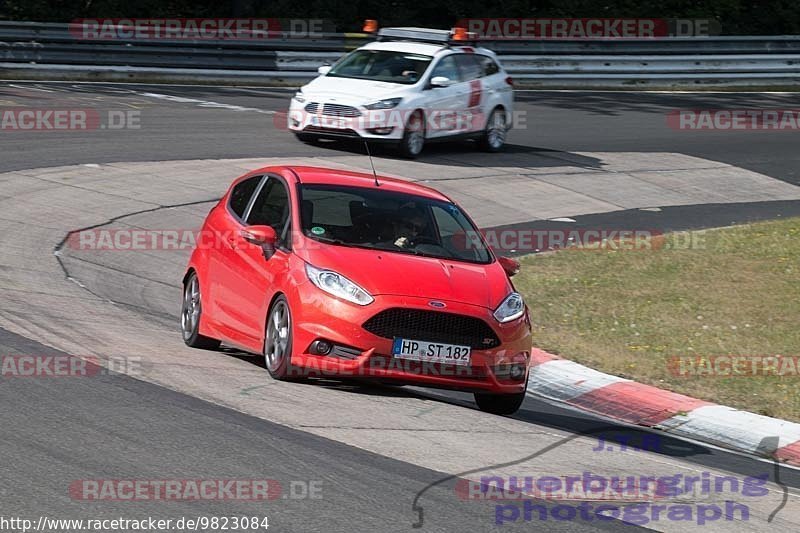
[299,184,492,264]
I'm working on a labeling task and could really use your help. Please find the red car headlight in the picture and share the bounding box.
[493,292,525,323]
[305,263,374,306]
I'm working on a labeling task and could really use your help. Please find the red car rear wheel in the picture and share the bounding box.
[181,272,221,350]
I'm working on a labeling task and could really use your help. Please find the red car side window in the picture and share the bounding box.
[229,176,261,219]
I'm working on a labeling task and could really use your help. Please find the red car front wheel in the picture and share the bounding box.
[474,374,528,415]
[474,390,526,415]
[264,296,302,380]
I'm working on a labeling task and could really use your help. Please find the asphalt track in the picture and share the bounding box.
[2,81,800,532]
[1,83,799,185]
[2,327,637,533]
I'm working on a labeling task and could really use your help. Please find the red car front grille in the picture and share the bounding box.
[362,308,501,349]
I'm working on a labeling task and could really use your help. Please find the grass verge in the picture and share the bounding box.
[514,218,800,421]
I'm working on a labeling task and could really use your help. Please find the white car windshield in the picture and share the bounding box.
[326,50,433,84]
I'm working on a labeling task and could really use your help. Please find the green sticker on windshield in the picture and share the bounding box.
[311,226,325,235]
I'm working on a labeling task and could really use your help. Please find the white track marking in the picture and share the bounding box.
[137,92,275,114]
[528,359,630,401]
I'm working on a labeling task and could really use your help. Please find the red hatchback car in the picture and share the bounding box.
[181,166,532,414]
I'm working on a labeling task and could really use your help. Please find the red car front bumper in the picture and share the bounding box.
[288,281,532,394]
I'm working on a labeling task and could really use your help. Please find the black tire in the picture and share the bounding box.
[263,295,303,381]
[181,272,221,350]
[294,132,318,144]
[398,110,425,158]
[477,107,507,152]
[474,380,527,415]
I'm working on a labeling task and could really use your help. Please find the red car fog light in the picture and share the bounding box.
[308,340,364,360]
[309,339,333,355]
[493,363,527,382]
[509,364,526,380]
[493,352,530,382]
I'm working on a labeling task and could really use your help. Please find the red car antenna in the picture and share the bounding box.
[363,141,381,187]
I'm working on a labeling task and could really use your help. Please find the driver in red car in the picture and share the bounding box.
[393,204,429,248]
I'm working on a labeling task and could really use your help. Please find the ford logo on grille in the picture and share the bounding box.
[428,301,446,309]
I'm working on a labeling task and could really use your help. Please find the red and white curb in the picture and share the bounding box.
[527,348,800,466]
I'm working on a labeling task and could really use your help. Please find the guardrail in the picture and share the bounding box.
[2,21,800,87]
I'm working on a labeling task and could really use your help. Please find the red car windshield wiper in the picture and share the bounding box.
[309,233,362,248]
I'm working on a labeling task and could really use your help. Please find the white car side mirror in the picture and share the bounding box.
[430,76,454,88]
[318,65,331,75]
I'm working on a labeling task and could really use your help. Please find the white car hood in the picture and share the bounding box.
[301,76,409,105]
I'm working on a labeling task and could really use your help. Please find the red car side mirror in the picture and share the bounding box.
[497,256,520,277]
[241,225,278,257]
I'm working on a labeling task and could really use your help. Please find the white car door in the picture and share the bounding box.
[423,54,469,139]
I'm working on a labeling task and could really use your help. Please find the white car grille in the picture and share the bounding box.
[304,102,362,117]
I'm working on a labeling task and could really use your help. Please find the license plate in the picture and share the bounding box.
[392,338,471,366]
[323,117,347,129]
[310,115,347,129]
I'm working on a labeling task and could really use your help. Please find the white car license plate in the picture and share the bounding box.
[392,338,471,366]
[311,115,347,129]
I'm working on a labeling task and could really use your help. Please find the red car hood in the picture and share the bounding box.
[300,243,512,310]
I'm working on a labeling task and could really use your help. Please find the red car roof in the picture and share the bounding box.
[272,166,453,203]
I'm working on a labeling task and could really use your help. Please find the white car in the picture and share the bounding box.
[287,27,514,158]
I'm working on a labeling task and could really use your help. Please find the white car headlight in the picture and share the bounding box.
[294,90,306,103]
[493,292,525,323]
[305,263,374,305]
[364,97,402,110]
